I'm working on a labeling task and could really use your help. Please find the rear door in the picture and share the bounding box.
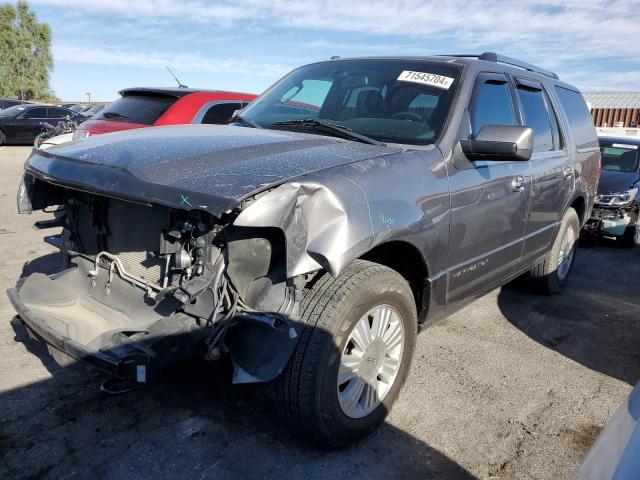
[512,77,573,263]
[447,72,532,303]
[15,107,48,142]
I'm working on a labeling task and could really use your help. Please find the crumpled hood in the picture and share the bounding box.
[597,169,640,194]
[25,124,400,215]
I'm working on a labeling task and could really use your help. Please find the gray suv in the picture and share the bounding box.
[9,52,599,447]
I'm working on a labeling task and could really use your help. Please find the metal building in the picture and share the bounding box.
[583,91,640,128]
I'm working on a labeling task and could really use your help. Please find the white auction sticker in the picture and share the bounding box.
[397,71,455,90]
[612,143,638,150]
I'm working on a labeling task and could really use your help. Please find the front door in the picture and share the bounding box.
[512,77,573,263]
[447,72,532,305]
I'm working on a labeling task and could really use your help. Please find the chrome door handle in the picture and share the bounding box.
[563,167,574,180]
[511,175,528,192]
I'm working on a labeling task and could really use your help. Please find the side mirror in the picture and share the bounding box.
[460,125,533,162]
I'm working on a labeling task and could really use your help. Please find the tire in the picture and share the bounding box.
[0,130,5,146]
[526,207,579,294]
[275,259,417,448]
[617,225,638,248]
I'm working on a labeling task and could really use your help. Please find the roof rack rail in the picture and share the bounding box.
[444,52,559,80]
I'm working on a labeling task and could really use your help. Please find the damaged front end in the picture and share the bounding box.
[584,190,639,237]
[11,173,306,384]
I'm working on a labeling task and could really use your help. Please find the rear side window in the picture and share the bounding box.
[93,95,176,125]
[22,107,47,119]
[469,76,516,137]
[554,86,598,150]
[515,80,556,153]
[200,103,242,124]
[47,108,68,119]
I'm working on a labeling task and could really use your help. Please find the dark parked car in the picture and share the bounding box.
[72,87,256,139]
[67,104,88,113]
[80,103,110,117]
[584,136,640,247]
[10,53,599,447]
[0,98,29,110]
[0,104,87,145]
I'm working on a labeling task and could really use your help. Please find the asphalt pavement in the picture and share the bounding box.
[0,145,638,479]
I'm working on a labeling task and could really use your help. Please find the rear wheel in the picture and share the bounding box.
[617,225,638,248]
[275,260,417,448]
[0,130,5,146]
[526,207,579,294]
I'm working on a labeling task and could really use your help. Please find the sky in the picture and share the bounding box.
[25,0,640,101]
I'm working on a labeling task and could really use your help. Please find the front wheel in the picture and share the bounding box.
[275,260,417,448]
[526,207,579,294]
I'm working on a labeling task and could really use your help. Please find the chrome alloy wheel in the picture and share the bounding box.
[557,224,576,280]
[337,304,405,419]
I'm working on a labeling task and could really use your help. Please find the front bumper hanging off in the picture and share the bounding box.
[8,287,143,379]
[6,264,210,383]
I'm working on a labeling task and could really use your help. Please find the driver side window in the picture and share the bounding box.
[469,74,517,137]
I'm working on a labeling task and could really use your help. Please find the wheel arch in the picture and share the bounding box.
[569,193,587,227]
[358,240,430,323]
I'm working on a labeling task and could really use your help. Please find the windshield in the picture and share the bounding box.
[240,59,462,146]
[0,105,28,117]
[600,142,640,172]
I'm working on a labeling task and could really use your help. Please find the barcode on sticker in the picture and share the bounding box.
[397,71,454,90]
[612,143,638,150]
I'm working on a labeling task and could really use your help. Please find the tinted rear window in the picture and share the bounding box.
[554,86,598,150]
[93,95,176,125]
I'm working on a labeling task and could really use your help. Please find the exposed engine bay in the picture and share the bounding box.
[11,176,306,384]
[584,203,639,237]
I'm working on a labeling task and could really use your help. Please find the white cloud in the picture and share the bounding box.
[36,0,640,89]
[53,44,291,78]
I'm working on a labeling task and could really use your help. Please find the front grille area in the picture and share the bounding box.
[115,250,165,285]
[73,197,170,286]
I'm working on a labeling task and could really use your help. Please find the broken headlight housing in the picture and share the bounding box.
[595,188,638,206]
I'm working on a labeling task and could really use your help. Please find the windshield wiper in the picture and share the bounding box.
[229,113,262,129]
[272,118,385,146]
[101,112,129,121]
